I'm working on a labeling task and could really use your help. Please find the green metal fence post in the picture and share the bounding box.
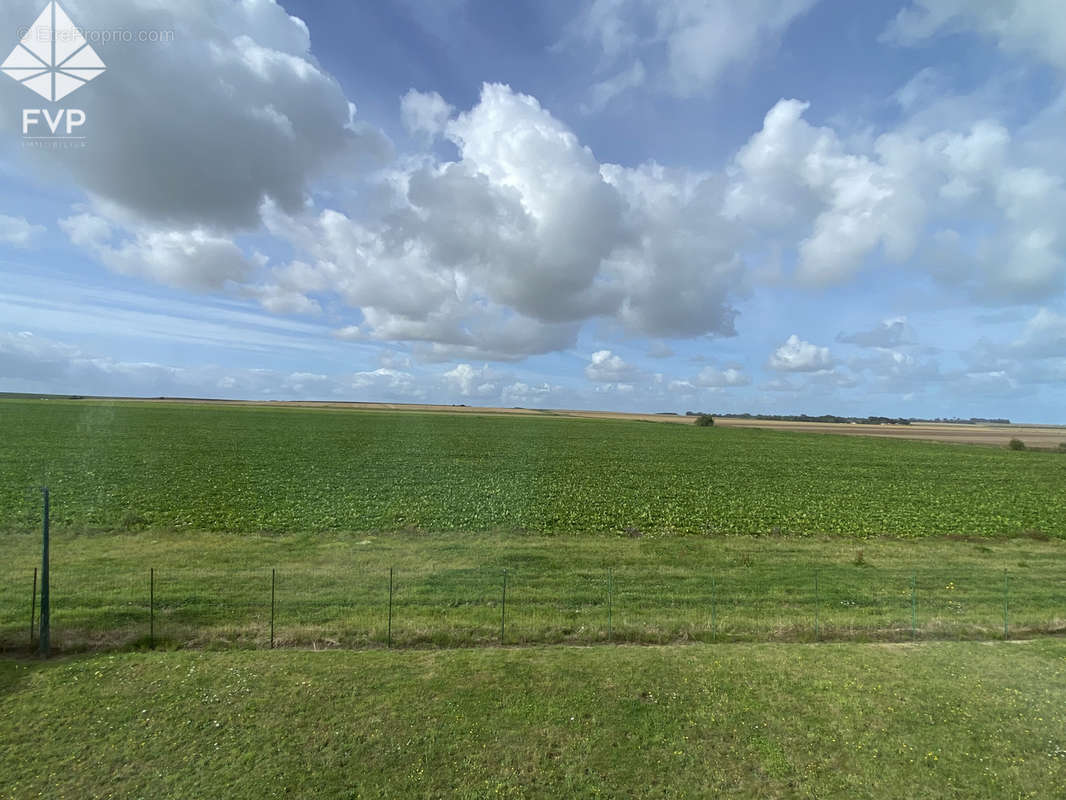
[270,568,275,649]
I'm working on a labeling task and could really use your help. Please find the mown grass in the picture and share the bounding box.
[2,641,1065,798]
[1,398,1065,537]
[2,531,1063,652]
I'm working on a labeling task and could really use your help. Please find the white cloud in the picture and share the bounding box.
[351,367,424,399]
[693,366,751,387]
[0,329,351,398]
[850,348,941,394]
[838,317,913,348]
[11,0,1066,411]
[585,349,642,383]
[0,0,390,230]
[582,60,646,113]
[569,0,817,102]
[401,89,455,137]
[0,331,80,383]
[60,214,255,291]
[959,369,1021,397]
[884,0,1066,71]
[724,96,1066,300]
[768,334,833,372]
[593,381,635,394]
[726,99,925,285]
[1008,308,1066,359]
[921,155,1066,304]
[0,214,45,248]
[500,381,560,407]
[243,282,322,315]
[249,83,744,358]
[443,363,497,396]
[379,350,412,370]
[19,0,393,302]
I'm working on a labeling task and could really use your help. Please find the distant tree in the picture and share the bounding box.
[694,414,715,427]
[1008,438,1026,451]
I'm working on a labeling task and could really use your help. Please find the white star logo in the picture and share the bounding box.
[2,2,105,102]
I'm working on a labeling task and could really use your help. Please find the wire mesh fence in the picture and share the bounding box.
[3,561,1063,654]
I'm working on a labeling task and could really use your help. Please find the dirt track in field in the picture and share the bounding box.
[125,396,1066,448]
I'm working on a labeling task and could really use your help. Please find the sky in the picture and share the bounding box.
[1,0,1066,421]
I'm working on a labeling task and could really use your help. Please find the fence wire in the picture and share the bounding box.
[2,561,1062,654]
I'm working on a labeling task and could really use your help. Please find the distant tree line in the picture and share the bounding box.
[923,417,1012,425]
[687,412,912,425]
[684,412,1012,426]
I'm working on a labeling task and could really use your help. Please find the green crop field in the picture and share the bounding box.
[1,398,1064,537]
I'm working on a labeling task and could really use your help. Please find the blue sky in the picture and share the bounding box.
[1,0,1066,421]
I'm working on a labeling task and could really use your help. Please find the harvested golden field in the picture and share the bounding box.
[710,418,1066,447]
[130,396,1066,448]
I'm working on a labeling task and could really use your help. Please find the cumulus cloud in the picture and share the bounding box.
[724,96,1066,300]
[15,0,1066,393]
[0,0,390,230]
[443,363,497,396]
[61,213,256,291]
[585,349,642,383]
[13,0,390,302]
[922,184,1066,303]
[768,334,833,372]
[726,99,925,284]
[250,83,744,358]
[837,317,914,348]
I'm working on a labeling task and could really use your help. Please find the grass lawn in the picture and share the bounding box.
[2,640,1064,798]
[2,531,1063,651]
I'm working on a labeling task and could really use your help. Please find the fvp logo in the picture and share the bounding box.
[2,1,105,101]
